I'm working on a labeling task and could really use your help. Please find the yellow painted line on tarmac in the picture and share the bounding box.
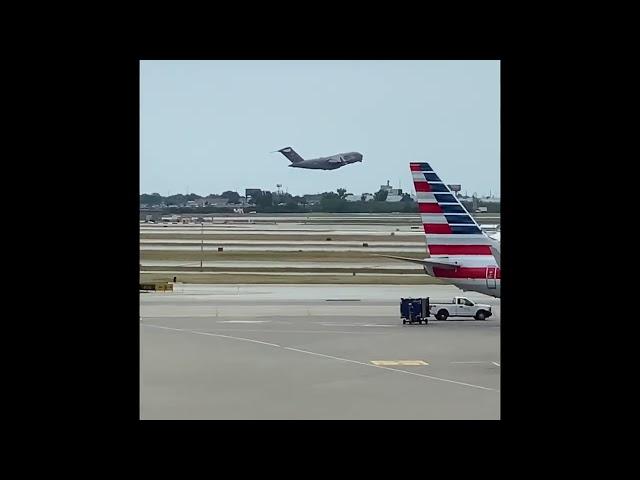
[371,360,429,366]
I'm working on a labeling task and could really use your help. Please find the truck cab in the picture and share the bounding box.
[429,296,493,321]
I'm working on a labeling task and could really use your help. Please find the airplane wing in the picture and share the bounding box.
[327,156,344,163]
[374,254,460,269]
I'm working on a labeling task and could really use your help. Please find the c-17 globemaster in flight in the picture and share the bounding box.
[273,147,363,170]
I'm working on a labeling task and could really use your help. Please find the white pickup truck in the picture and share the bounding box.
[430,296,493,321]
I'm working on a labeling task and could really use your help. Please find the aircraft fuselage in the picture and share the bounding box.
[288,152,363,170]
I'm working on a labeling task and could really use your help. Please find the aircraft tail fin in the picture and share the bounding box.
[277,147,305,164]
[410,162,493,259]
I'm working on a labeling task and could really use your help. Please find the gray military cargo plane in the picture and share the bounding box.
[274,147,363,170]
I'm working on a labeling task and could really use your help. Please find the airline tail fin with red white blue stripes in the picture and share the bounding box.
[377,162,501,297]
[410,162,493,258]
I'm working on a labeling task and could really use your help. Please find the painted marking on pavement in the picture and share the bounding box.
[143,324,498,392]
[217,320,270,324]
[371,360,429,366]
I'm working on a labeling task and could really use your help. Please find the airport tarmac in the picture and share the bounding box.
[140,245,425,252]
[140,260,423,270]
[140,214,499,276]
[141,226,423,234]
[142,270,427,277]
[140,238,423,245]
[140,213,499,224]
[140,284,500,419]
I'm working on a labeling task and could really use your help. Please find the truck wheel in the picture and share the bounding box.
[437,310,448,321]
[475,311,486,321]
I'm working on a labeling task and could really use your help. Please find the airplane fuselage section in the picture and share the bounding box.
[423,263,501,298]
[450,278,501,298]
[288,152,363,170]
[290,158,343,169]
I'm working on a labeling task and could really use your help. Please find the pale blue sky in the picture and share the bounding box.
[140,60,499,197]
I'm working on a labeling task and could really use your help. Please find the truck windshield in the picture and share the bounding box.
[464,299,474,306]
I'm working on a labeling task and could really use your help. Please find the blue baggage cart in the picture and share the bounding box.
[400,297,430,325]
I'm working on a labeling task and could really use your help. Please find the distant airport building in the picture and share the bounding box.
[303,194,322,205]
[385,194,403,202]
[344,193,378,202]
[208,198,229,207]
[245,189,262,203]
[379,180,403,197]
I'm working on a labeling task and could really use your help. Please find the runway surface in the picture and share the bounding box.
[140,284,500,419]
[140,213,499,283]
[140,260,423,270]
[141,245,425,252]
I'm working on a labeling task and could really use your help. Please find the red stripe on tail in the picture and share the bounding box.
[423,224,452,234]
[429,245,493,255]
[413,181,431,192]
[418,203,443,213]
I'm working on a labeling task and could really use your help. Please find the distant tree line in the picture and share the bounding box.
[140,191,241,206]
[141,188,499,214]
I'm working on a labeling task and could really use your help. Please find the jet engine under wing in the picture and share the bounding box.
[375,254,461,269]
[327,156,344,163]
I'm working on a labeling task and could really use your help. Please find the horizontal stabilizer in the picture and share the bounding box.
[374,254,460,269]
